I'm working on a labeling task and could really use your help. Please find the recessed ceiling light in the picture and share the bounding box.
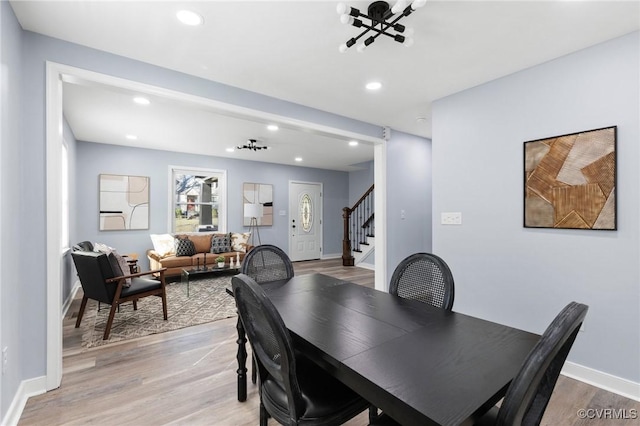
[365,81,382,91]
[295,157,303,162]
[349,140,359,146]
[176,10,203,26]
[226,147,235,153]
[267,124,279,131]
[126,134,137,140]
[416,117,427,123]
[133,97,150,105]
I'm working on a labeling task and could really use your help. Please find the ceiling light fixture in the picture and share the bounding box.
[237,139,269,151]
[133,97,150,105]
[366,81,382,90]
[337,0,425,52]
[349,140,359,146]
[267,124,279,131]
[125,134,137,140]
[226,147,235,153]
[176,10,204,26]
[295,157,303,162]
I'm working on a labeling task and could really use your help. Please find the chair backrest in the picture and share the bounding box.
[71,251,120,303]
[240,244,294,284]
[232,273,304,421]
[389,252,455,311]
[72,241,94,252]
[496,302,588,425]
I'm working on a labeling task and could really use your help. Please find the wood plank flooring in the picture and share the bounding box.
[19,259,639,425]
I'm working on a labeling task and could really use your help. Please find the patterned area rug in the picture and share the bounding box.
[80,275,237,348]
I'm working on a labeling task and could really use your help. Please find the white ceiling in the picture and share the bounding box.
[10,0,640,171]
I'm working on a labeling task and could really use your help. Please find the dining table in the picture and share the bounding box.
[231,273,540,426]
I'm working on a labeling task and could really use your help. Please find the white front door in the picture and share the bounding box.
[289,181,322,261]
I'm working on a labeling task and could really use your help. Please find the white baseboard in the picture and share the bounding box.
[321,253,341,260]
[61,281,81,318]
[1,376,47,426]
[562,361,640,401]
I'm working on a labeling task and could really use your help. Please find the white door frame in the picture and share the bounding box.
[288,180,323,260]
[45,62,388,388]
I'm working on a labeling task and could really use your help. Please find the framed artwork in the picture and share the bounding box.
[524,126,616,230]
[243,182,273,226]
[99,174,150,230]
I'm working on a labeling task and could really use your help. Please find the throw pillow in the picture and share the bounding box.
[210,233,231,254]
[150,233,176,258]
[107,252,131,287]
[175,236,196,257]
[94,242,131,286]
[230,232,251,253]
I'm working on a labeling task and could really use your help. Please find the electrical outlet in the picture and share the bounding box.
[2,347,7,375]
[400,209,406,220]
[441,212,462,225]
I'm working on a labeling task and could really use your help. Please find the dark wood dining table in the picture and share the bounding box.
[232,273,540,426]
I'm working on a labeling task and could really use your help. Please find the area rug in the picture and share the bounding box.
[79,275,237,348]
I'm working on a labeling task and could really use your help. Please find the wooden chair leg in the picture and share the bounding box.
[259,402,269,426]
[103,303,119,340]
[161,290,168,320]
[133,300,138,310]
[75,296,88,328]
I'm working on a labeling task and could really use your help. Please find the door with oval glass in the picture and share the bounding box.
[289,181,322,261]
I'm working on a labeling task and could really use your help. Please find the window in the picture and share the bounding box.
[171,167,226,233]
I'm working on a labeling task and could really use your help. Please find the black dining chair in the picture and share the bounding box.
[240,244,295,284]
[232,273,369,426]
[373,301,589,426]
[388,252,455,311]
[240,244,295,385]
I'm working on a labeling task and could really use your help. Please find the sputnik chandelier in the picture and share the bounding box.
[337,0,426,52]
[237,139,269,151]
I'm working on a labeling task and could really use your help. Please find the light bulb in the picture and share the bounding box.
[339,43,348,53]
[357,43,367,53]
[404,27,415,37]
[403,37,414,47]
[340,14,354,25]
[412,0,427,10]
[391,0,407,14]
[336,3,348,15]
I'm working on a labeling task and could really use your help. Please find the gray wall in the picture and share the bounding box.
[386,131,433,281]
[75,141,349,270]
[432,32,639,382]
[0,0,24,415]
[349,161,374,205]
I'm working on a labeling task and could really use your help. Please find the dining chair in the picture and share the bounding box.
[232,273,369,426]
[476,301,589,425]
[240,244,294,284]
[240,244,295,384]
[372,301,589,426]
[388,252,455,311]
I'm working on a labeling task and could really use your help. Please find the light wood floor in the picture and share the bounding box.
[19,259,638,425]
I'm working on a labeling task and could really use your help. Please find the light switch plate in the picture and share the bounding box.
[441,212,462,225]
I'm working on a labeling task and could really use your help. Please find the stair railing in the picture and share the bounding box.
[342,184,374,266]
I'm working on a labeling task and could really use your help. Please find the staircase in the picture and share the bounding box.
[342,185,374,266]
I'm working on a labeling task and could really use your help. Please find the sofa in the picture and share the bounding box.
[147,232,252,278]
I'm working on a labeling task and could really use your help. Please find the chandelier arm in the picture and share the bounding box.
[358,21,400,41]
[366,5,413,44]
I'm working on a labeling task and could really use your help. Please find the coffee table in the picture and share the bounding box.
[181,265,240,297]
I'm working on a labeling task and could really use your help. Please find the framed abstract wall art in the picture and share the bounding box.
[524,126,616,230]
[242,182,273,226]
[99,174,150,230]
